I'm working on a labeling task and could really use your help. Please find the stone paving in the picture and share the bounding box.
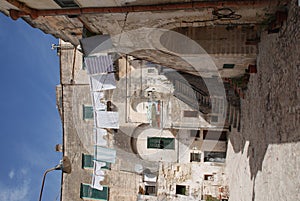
[226,1,300,200]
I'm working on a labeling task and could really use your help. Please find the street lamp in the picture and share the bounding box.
[38,156,71,201]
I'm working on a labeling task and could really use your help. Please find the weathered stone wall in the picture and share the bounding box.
[61,84,94,201]
[226,1,300,200]
[59,41,142,201]
[59,40,89,85]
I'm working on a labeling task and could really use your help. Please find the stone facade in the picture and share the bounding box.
[57,40,142,201]
[1,0,287,76]
[1,1,297,201]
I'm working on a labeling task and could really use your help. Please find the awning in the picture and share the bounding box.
[94,146,116,164]
[85,55,114,75]
[95,111,119,129]
[144,174,157,183]
[94,128,108,147]
[80,35,113,56]
[90,73,116,91]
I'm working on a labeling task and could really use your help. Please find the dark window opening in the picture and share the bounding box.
[148,68,155,73]
[82,26,97,38]
[190,153,201,162]
[204,151,226,163]
[82,56,86,70]
[176,185,187,195]
[223,64,235,68]
[203,131,227,141]
[190,130,200,138]
[145,186,156,196]
[211,115,219,122]
[204,174,214,181]
[53,0,79,8]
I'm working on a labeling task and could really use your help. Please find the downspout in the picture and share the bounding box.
[7,0,281,20]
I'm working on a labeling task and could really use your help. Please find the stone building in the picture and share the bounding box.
[53,38,229,200]
[55,39,143,201]
[0,0,287,76]
[0,1,290,201]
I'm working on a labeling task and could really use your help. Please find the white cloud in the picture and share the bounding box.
[8,170,15,179]
[20,168,28,176]
[0,179,30,201]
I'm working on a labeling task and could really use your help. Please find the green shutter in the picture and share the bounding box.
[100,161,111,170]
[83,105,94,120]
[223,64,235,68]
[82,154,111,170]
[80,184,109,200]
[147,137,175,149]
[82,154,94,169]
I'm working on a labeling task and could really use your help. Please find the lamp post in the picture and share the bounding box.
[38,156,71,201]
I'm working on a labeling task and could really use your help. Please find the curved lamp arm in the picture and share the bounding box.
[38,166,60,201]
[38,156,71,201]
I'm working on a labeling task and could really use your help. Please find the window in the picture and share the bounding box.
[223,64,235,68]
[82,26,97,38]
[204,174,214,181]
[176,185,187,195]
[147,137,175,150]
[82,154,111,170]
[203,130,227,141]
[80,183,109,200]
[53,0,79,8]
[204,151,226,163]
[82,56,86,70]
[211,115,219,123]
[183,111,198,117]
[147,68,155,74]
[83,105,93,120]
[82,154,93,169]
[145,186,156,195]
[190,130,200,138]
[190,153,201,162]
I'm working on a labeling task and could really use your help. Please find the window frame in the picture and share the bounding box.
[190,152,201,162]
[80,183,109,200]
[83,105,94,120]
[82,154,111,170]
[176,185,187,195]
[82,154,94,169]
[147,137,175,150]
[53,0,79,8]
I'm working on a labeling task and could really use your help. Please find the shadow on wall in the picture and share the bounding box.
[228,1,300,200]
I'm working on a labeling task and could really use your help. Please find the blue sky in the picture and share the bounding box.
[0,14,62,201]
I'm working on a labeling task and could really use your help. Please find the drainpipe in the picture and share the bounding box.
[7,0,281,20]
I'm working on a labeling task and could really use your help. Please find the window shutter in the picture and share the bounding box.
[82,154,94,169]
[82,154,111,170]
[80,184,109,200]
[83,105,94,120]
[147,137,175,149]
